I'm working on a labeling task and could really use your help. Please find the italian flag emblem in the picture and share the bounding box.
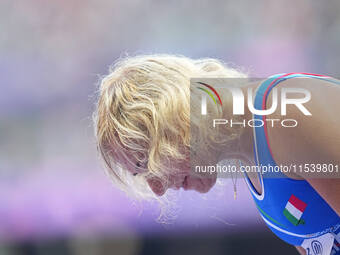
[283,195,307,226]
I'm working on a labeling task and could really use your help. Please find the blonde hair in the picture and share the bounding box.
[93,54,247,203]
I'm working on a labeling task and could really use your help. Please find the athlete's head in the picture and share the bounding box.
[94,54,246,200]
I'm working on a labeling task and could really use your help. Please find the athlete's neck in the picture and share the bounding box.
[217,81,258,165]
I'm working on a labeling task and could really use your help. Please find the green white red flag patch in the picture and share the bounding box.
[283,194,307,226]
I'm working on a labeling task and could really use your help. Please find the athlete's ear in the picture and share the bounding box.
[147,177,166,196]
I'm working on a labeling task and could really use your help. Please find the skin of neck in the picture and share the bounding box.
[213,81,264,194]
[216,82,258,166]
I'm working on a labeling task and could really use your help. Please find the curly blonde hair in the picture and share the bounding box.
[93,54,247,202]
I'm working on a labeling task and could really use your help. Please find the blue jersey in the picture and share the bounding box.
[245,73,340,255]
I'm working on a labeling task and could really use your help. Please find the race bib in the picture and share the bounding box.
[302,233,335,255]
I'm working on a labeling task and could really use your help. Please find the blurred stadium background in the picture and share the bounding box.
[1,1,339,254]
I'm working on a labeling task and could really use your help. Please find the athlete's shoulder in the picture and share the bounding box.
[265,72,340,168]
[267,72,340,90]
